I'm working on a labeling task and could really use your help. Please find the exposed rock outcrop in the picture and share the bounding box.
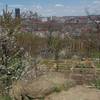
[10,72,76,100]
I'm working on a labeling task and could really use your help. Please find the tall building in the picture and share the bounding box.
[15,8,20,18]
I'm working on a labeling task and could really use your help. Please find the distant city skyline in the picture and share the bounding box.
[0,0,100,16]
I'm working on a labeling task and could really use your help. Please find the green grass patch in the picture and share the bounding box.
[95,63,100,68]
[92,79,100,89]
[0,96,12,100]
[91,52,100,58]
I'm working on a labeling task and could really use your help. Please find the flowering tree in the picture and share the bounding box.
[0,6,24,95]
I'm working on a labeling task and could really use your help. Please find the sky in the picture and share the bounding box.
[0,0,100,16]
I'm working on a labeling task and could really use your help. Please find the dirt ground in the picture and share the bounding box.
[45,85,100,100]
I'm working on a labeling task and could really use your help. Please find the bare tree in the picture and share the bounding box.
[85,10,100,60]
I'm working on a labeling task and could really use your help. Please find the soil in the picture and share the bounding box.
[45,85,100,100]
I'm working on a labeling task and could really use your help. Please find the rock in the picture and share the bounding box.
[10,72,76,100]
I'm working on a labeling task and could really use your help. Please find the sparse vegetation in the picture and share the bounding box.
[0,3,100,100]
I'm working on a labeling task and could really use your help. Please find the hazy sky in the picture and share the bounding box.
[0,0,100,16]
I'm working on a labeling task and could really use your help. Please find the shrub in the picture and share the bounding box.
[93,79,100,89]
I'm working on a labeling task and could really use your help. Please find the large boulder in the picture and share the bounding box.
[10,72,76,100]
